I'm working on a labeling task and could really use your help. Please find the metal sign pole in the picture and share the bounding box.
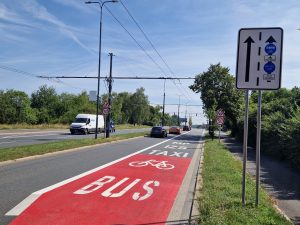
[219,125,221,143]
[242,90,249,206]
[256,90,262,206]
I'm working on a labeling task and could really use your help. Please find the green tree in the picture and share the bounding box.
[189,63,244,135]
[128,88,150,125]
[189,117,192,127]
[31,85,59,123]
[146,105,161,126]
[0,90,36,124]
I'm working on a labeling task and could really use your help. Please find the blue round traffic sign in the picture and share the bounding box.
[265,44,276,55]
[264,62,275,74]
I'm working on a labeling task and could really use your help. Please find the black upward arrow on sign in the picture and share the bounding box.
[244,36,255,82]
[266,36,276,43]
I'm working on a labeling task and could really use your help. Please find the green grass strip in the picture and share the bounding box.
[198,138,292,225]
[0,132,147,162]
[0,123,151,130]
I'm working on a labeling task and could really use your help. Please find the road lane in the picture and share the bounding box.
[0,128,150,148]
[0,129,204,225]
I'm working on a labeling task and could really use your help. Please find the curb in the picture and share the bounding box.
[167,132,204,224]
[190,141,205,223]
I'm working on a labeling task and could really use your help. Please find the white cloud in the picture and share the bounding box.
[19,0,95,54]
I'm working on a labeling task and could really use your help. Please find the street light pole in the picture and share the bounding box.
[85,0,118,139]
[177,95,181,126]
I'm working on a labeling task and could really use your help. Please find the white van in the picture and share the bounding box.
[70,114,104,134]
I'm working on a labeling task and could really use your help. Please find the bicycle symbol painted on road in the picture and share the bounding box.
[129,160,175,170]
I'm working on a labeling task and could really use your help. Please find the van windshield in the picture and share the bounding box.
[74,118,88,123]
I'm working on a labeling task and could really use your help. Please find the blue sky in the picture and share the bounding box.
[1,0,300,124]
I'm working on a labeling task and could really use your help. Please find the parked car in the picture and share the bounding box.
[150,126,167,138]
[183,125,191,131]
[169,126,181,134]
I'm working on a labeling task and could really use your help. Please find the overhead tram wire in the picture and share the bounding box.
[0,65,40,78]
[102,4,168,76]
[37,75,195,80]
[103,2,194,103]
[0,65,86,92]
[119,0,174,76]
[119,0,194,102]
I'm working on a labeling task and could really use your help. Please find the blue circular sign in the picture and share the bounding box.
[264,62,275,74]
[265,44,276,55]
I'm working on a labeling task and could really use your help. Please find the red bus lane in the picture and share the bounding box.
[8,136,198,225]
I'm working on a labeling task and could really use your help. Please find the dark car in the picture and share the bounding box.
[150,126,167,138]
[183,125,191,131]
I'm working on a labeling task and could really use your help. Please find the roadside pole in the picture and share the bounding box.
[218,125,221,143]
[236,27,283,207]
[256,90,262,206]
[216,109,225,143]
[106,53,114,138]
[242,90,249,206]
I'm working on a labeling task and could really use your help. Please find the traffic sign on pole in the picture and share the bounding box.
[103,101,109,109]
[102,108,109,115]
[236,27,283,90]
[216,117,224,125]
[216,109,225,118]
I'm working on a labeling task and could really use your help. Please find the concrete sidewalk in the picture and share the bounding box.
[222,135,300,225]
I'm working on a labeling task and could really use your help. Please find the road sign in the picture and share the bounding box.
[236,27,283,90]
[103,101,109,109]
[103,108,109,115]
[216,117,224,125]
[216,109,225,118]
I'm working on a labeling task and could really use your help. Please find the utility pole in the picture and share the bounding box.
[184,104,187,126]
[162,79,166,126]
[177,95,181,126]
[106,53,114,138]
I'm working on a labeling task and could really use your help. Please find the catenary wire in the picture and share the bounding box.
[118,0,194,102]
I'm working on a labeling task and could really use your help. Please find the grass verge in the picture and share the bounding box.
[0,123,68,130]
[0,123,151,130]
[0,132,147,162]
[198,138,292,225]
[115,124,151,129]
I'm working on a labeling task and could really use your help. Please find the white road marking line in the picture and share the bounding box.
[0,141,17,145]
[0,130,67,136]
[0,133,61,139]
[6,133,188,216]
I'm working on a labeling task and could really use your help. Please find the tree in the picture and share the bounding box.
[128,88,150,125]
[0,90,36,124]
[189,63,244,135]
[31,85,59,123]
[146,105,161,126]
[189,117,192,127]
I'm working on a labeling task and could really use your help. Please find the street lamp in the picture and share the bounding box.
[177,95,181,126]
[85,0,118,139]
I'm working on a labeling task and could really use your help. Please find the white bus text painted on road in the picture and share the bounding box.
[74,175,160,201]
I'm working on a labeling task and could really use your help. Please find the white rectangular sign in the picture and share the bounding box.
[236,27,283,90]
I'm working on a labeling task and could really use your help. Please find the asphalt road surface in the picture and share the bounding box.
[0,128,150,148]
[0,128,204,225]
